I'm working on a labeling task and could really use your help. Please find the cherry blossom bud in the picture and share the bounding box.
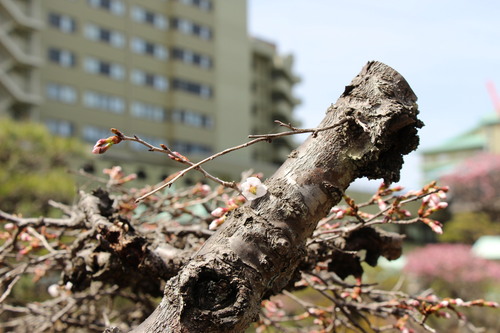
[211,207,226,217]
[439,300,449,307]
[330,207,346,219]
[4,223,15,230]
[198,184,211,196]
[47,284,60,298]
[377,198,388,210]
[407,299,420,307]
[241,177,267,201]
[209,216,226,230]
[92,135,121,154]
[20,233,32,242]
[421,218,443,234]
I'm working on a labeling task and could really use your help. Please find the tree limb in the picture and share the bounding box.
[128,61,422,332]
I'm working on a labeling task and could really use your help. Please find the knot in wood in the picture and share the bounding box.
[192,270,237,311]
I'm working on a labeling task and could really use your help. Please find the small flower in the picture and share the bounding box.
[240,177,267,201]
[92,135,122,154]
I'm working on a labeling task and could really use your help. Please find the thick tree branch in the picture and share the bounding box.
[128,61,422,332]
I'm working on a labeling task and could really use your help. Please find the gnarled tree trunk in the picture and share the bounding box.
[127,61,422,332]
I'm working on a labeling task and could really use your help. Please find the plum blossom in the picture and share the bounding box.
[240,177,267,201]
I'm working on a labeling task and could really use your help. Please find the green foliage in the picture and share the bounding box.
[439,211,500,244]
[0,118,84,216]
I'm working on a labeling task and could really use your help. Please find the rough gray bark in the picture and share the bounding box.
[128,61,422,333]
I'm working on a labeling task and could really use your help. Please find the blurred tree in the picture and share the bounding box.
[0,118,84,216]
[404,243,500,331]
[441,153,500,221]
[439,211,500,244]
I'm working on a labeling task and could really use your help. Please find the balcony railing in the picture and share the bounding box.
[0,25,43,67]
[0,0,43,31]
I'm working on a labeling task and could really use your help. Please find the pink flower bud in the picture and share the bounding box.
[211,207,226,217]
[4,223,15,230]
[421,218,443,234]
[334,210,345,219]
[20,233,32,242]
[439,300,449,307]
[209,216,226,230]
[199,184,211,196]
[92,135,122,154]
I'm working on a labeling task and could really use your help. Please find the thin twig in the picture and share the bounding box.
[132,119,350,202]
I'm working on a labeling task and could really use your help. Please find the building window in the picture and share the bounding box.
[171,109,213,128]
[46,83,77,104]
[84,23,125,48]
[172,47,211,69]
[172,78,212,98]
[82,163,95,174]
[48,13,77,33]
[136,169,147,180]
[178,0,212,11]
[131,37,168,60]
[171,18,211,40]
[82,125,112,143]
[84,57,125,80]
[47,48,76,67]
[131,69,168,91]
[87,0,125,15]
[131,101,167,122]
[45,119,74,137]
[131,5,167,30]
[172,140,212,155]
[84,91,125,113]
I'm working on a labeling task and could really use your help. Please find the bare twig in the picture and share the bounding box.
[132,118,350,202]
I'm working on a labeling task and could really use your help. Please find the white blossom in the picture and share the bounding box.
[240,177,267,201]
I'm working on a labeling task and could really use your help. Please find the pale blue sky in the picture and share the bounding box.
[248,0,500,190]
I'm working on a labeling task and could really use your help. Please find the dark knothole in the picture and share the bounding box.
[191,270,237,311]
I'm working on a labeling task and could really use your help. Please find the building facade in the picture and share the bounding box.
[0,0,300,185]
[251,38,301,166]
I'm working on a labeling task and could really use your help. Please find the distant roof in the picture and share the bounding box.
[422,112,499,155]
[479,112,500,126]
[472,236,500,260]
[422,129,486,154]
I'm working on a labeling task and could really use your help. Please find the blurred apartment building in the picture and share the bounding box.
[0,0,300,184]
